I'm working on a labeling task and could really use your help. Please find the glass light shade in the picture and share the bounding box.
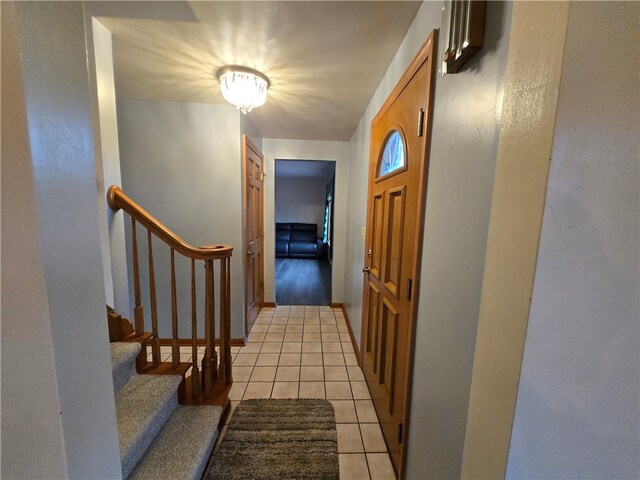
[217,66,270,114]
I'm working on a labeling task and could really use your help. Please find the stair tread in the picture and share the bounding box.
[111,342,140,369]
[122,332,153,343]
[139,361,191,377]
[111,342,141,392]
[116,373,183,479]
[129,405,223,480]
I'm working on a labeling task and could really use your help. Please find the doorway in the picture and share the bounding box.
[274,160,336,305]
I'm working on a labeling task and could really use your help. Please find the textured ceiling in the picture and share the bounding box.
[99,1,422,141]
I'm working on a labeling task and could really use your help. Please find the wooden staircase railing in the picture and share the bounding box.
[107,185,233,407]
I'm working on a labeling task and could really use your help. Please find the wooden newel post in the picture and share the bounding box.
[219,257,233,388]
[203,260,217,396]
[190,259,201,397]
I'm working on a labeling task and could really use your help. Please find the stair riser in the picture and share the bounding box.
[113,342,219,480]
[113,357,136,392]
[129,405,223,480]
[111,343,141,393]
[122,391,178,479]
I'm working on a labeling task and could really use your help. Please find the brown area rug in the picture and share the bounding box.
[208,398,338,480]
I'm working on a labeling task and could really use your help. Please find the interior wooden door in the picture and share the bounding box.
[360,32,437,478]
[243,135,264,335]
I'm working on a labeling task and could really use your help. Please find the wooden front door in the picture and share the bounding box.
[360,32,437,478]
[243,135,264,335]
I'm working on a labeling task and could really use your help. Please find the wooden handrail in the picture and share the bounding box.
[107,185,233,260]
[107,184,233,408]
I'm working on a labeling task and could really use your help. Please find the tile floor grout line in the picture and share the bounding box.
[347,332,373,478]
[319,312,326,398]
[332,304,368,478]
[363,452,375,480]
[351,376,373,463]
[247,340,261,387]
[292,312,302,398]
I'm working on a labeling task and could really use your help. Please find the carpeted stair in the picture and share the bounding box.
[110,342,223,479]
[111,342,140,392]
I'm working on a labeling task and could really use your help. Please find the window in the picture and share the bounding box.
[378,130,405,177]
[323,194,332,245]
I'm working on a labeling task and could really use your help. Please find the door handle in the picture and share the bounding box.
[247,250,255,256]
[362,266,371,274]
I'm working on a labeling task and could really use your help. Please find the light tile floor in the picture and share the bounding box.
[149,305,396,479]
[224,305,395,480]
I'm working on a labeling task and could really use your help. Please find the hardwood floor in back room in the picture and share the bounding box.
[275,258,331,305]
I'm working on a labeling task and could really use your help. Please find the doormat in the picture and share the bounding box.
[208,398,338,480]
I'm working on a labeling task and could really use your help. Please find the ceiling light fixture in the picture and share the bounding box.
[215,65,270,114]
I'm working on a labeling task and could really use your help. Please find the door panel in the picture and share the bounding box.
[243,136,264,335]
[365,282,381,372]
[370,193,385,279]
[380,298,398,412]
[360,32,437,478]
[383,185,406,298]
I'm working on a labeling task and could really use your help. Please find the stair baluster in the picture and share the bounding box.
[131,218,144,336]
[170,248,179,368]
[224,256,232,384]
[210,260,218,385]
[203,260,215,396]
[147,230,161,367]
[190,259,201,397]
[218,257,231,388]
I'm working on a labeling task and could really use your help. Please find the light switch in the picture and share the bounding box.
[361,227,366,240]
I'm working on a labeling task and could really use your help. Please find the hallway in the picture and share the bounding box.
[223,305,395,479]
[275,259,332,306]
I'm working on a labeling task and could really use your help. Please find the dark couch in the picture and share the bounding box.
[276,223,324,259]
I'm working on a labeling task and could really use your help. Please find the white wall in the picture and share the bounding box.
[507,2,640,478]
[240,114,262,153]
[262,139,349,304]
[461,2,570,476]
[91,19,115,310]
[90,18,130,318]
[9,2,122,477]
[117,100,246,338]
[83,2,204,325]
[275,176,328,233]
[411,4,514,478]
[345,1,513,477]
[1,3,68,477]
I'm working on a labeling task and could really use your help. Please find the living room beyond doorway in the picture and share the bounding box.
[274,160,336,305]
